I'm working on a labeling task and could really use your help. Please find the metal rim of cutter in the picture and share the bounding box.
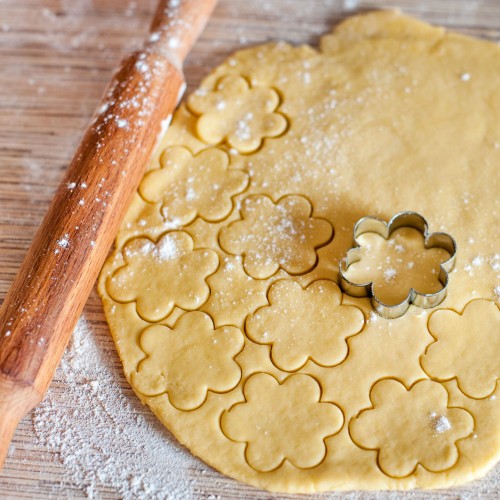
[338,211,457,319]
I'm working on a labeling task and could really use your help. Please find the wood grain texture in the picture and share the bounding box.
[0,0,498,498]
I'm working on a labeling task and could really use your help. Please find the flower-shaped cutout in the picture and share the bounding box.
[340,212,456,318]
[187,75,288,153]
[107,231,218,321]
[131,311,244,410]
[246,280,364,371]
[421,300,500,399]
[221,373,343,472]
[219,195,333,279]
[140,146,249,226]
[350,379,474,478]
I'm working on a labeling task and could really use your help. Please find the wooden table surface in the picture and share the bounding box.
[0,0,499,498]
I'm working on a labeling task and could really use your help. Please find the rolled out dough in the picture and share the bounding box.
[99,11,500,493]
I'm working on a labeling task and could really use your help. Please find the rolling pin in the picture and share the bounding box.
[0,0,218,468]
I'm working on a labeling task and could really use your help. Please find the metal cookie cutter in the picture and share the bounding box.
[339,211,457,319]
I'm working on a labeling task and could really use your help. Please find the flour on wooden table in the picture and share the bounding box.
[33,317,199,499]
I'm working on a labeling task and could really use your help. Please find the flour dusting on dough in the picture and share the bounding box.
[429,412,452,435]
[157,233,182,260]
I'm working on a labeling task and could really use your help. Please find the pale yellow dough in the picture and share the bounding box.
[98,11,500,493]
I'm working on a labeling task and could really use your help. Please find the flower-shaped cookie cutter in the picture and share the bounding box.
[339,211,457,319]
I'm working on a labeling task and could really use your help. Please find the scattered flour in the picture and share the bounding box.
[383,267,397,282]
[343,0,359,11]
[429,412,452,435]
[464,253,500,276]
[491,254,500,272]
[55,234,71,253]
[33,317,199,499]
[157,234,181,260]
[57,234,70,248]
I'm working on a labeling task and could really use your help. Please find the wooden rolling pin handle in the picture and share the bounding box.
[0,50,185,467]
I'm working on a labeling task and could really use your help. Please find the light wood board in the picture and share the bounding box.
[0,0,499,498]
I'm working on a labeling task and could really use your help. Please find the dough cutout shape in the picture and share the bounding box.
[107,231,218,322]
[246,280,365,371]
[139,146,249,226]
[349,379,474,478]
[187,75,288,153]
[99,10,500,494]
[421,299,500,399]
[132,311,244,410]
[221,373,343,472]
[219,194,333,279]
